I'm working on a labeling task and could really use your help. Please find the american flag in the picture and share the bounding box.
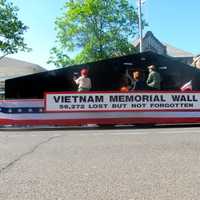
[180,80,192,92]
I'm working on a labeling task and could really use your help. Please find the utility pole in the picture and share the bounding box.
[138,0,143,52]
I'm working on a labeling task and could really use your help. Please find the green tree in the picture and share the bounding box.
[49,0,140,67]
[0,0,30,59]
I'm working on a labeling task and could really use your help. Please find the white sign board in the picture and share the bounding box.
[45,92,200,112]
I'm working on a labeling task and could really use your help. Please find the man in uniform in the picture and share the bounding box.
[146,65,161,90]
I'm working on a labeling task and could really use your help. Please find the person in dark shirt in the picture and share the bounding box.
[131,71,146,90]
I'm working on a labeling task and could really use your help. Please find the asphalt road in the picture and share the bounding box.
[1,125,200,200]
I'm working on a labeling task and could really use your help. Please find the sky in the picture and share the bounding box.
[8,0,200,70]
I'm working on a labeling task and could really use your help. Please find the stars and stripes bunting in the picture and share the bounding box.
[0,98,200,126]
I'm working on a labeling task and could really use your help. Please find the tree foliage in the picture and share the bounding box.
[0,0,30,59]
[49,0,140,67]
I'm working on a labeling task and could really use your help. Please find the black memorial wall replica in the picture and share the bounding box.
[5,51,200,99]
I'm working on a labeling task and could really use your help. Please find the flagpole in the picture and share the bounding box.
[138,0,143,52]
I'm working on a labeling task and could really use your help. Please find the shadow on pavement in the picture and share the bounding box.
[1,123,200,132]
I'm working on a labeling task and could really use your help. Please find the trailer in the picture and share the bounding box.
[2,51,200,126]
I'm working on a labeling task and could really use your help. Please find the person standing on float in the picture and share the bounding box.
[131,70,146,90]
[74,68,92,92]
[146,65,161,90]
